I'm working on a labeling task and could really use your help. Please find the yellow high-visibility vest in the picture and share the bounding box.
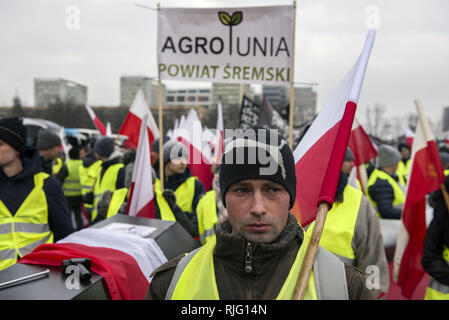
[62,159,82,197]
[424,246,449,300]
[79,160,102,211]
[165,233,348,300]
[154,180,176,222]
[367,169,405,218]
[396,159,410,186]
[106,188,128,219]
[92,163,124,222]
[196,190,218,245]
[52,157,63,175]
[306,185,361,265]
[0,172,54,271]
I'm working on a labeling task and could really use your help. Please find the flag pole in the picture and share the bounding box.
[288,0,297,149]
[292,201,330,300]
[414,99,449,210]
[157,2,164,191]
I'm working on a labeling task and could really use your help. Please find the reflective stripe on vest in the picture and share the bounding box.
[92,163,124,222]
[424,246,449,300]
[106,188,128,219]
[306,185,361,265]
[196,190,218,245]
[165,233,348,300]
[0,172,54,271]
[367,169,405,217]
[62,159,82,197]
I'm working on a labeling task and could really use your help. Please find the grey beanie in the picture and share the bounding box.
[163,140,189,166]
[93,137,115,158]
[36,129,61,151]
[377,145,401,168]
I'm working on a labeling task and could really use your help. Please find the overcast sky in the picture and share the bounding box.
[1,0,448,132]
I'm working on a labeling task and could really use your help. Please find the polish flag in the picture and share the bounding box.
[119,90,159,149]
[406,128,415,149]
[291,30,376,227]
[215,102,224,164]
[19,228,167,300]
[106,122,113,137]
[173,109,214,191]
[85,104,107,136]
[128,114,155,218]
[393,100,445,299]
[348,119,378,193]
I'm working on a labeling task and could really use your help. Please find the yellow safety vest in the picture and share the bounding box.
[154,180,176,222]
[424,246,449,300]
[196,190,218,245]
[154,177,197,214]
[396,159,410,186]
[306,185,361,265]
[165,233,348,300]
[79,160,102,211]
[62,159,82,197]
[444,169,449,177]
[106,188,128,219]
[92,163,124,222]
[0,172,54,271]
[52,157,63,175]
[367,169,405,218]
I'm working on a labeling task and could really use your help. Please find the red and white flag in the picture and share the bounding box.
[406,128,415,148]
[291,29,376,227]
[19,228,167,300]
[106,122,112,137]
[393,101,445,299]
[85,104,107,136]
[348,119,378,193]
[119,90,159,149]
[215,102,224,164]
[128,114,155,218]
[173,109,214,191]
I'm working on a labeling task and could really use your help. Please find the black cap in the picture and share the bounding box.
[0,117,27,155]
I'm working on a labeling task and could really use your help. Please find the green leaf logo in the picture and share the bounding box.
[218,11,243,55]
[218,11,243,26]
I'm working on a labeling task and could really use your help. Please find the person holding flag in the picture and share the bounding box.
[147,127,377,300]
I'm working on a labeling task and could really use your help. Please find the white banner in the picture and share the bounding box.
[157,6,294,85]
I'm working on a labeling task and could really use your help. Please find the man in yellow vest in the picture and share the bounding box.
[55,147,84,230]
[422,175,449,300]
[36,129,62,175]
[367,145,405,219]
[0,118,74,271]
[147,127,378,300]
[395,143,411,186]
[307,170,390,296]
[83,137,125,224]
[79,147,102,222]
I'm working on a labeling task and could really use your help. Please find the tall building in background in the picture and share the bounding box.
[34,78,87,107]
[211,83,253,106]
[443,106,449,132]
[165,88,212,109]
[262,85,288,109]
[120,76,165,107]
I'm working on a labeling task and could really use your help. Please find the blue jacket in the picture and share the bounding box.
[0,147,74,241]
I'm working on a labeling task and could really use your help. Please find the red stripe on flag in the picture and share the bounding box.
[19,243,149,300]
[136,199,155,218]
[119,113,156,150]
[348,125,377,166]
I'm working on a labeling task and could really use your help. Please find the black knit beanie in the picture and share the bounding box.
[219,127,297,209]
[0,117,27,155]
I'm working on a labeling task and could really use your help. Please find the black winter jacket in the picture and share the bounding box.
[368,170,403,219]
[0,147,74,241]
[422,185,449,286]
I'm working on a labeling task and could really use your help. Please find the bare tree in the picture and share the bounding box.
[365,102,392,140]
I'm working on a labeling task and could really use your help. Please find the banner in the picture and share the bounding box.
[157,5,294,85]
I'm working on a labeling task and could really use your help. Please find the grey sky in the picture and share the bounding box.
[1,0,448,134]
